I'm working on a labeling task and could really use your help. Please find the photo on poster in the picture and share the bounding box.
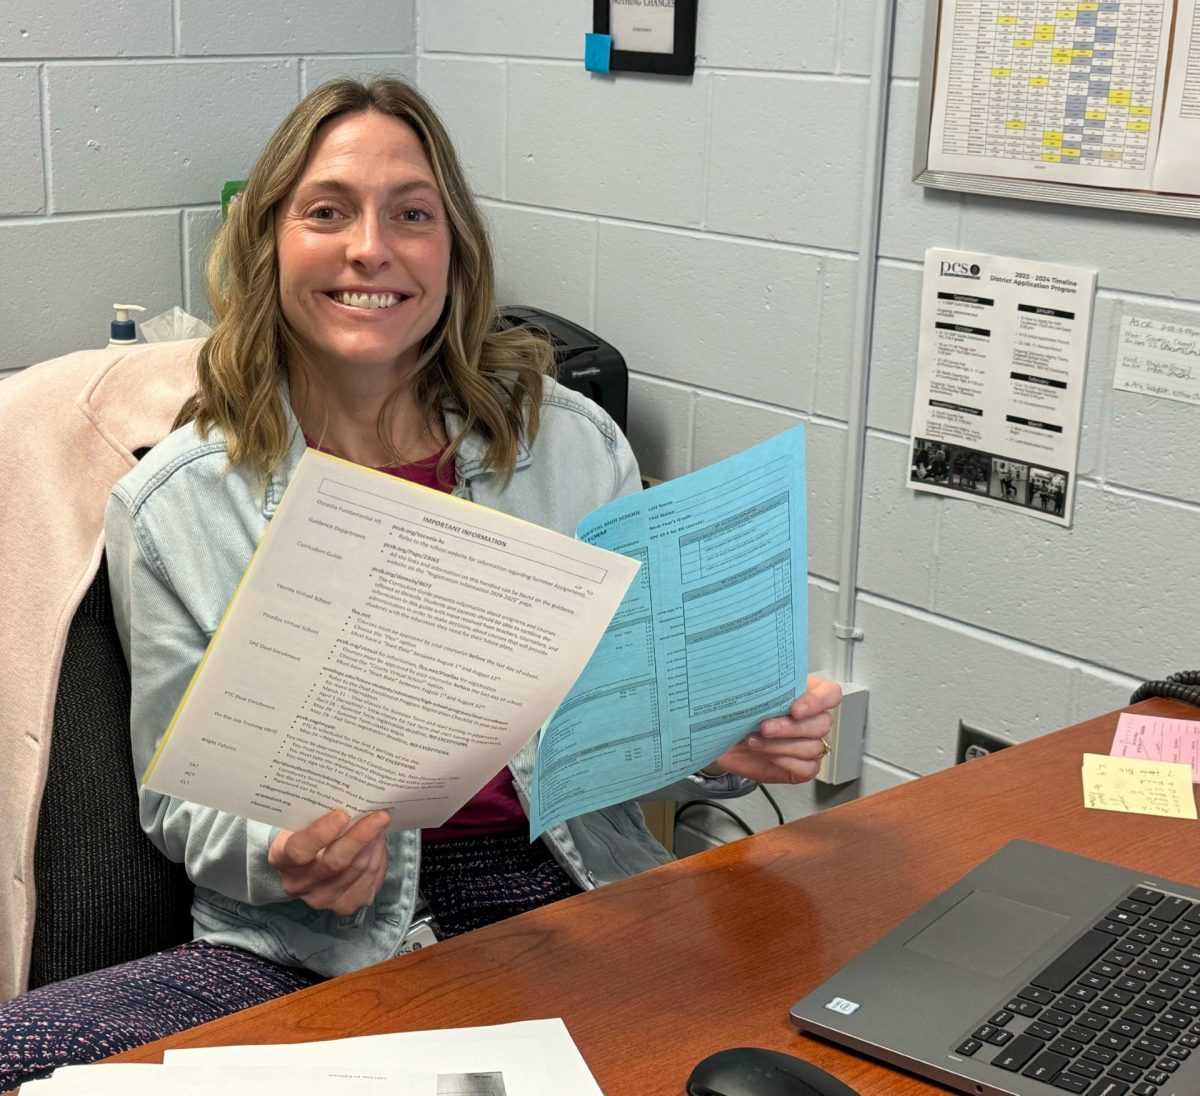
[910,439,1069,518]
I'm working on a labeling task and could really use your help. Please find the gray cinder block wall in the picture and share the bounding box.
[5,2,1200,848]
[413,2,1200,847]
[0,0,416,374]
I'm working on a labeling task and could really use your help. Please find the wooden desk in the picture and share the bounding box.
[112,699,1200,1094]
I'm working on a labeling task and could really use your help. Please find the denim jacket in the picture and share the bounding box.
[105,377,751,976]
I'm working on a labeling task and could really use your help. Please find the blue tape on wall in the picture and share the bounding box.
[585,33,612,73]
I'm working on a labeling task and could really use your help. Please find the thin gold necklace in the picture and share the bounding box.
[370,424,433,470]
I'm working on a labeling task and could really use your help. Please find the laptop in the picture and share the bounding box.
[790,840,1200,1096]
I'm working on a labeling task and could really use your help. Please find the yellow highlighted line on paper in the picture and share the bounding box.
[142,530,273,783]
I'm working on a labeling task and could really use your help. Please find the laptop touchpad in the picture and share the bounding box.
[903,890,1069,978]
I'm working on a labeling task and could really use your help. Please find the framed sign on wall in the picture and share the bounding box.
[592,0,698,76]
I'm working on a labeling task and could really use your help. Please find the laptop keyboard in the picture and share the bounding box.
[954,885,1200,1095]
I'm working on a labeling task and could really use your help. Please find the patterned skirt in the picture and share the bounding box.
[418,829,582,938]
[0,833,581,1089]
[0,940,321,1089]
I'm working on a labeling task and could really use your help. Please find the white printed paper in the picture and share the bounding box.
[143,451,638,833]
[609,0,675,55]
[1152,0,1200,194]
[20,1064,418,1095]
[1113,315,1200,405]
[163,1019,603,1096]
[908,249,1096,526]
[927,0,1173,189]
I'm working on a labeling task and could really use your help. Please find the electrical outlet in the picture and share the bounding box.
[816,680,869,786]
[956,721,1016,764]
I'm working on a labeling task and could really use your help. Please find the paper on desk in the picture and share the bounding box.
[142,450,639,833]
[1082,753,1198,820]
[21,1063,420,1094]
[530,427,807,836]
[162,1018,603,1096]
[1111,711,1200,782]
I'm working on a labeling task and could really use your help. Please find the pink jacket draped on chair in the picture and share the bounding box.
[0,339,198,1001]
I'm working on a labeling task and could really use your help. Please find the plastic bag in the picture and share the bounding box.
[140,306,212,343]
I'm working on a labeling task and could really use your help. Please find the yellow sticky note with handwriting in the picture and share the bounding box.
[1082,753,1198,820]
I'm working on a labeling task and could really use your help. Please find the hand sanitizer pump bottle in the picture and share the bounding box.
[108,303,146,346]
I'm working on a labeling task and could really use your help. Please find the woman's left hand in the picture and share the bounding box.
[708,675,843,785]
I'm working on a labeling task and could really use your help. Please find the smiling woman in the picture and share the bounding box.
[0,77,841,1089]
[183,78,551,481]
[274,112,451,439]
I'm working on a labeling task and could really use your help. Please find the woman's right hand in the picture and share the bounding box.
[267,808,391,915]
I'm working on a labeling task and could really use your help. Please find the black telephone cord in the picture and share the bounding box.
[1129,669,1200,709]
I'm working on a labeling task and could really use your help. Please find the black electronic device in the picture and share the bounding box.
[686,1047,859,1096]
[499,306,628,433]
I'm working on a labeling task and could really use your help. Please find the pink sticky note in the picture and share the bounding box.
[1111,712,1200,782]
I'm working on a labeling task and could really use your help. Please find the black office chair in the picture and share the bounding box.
[28,553,193,990]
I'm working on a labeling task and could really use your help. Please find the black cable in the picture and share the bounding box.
[758,784,785,826]
[673,799,755,838]
[1130,670,1200,709]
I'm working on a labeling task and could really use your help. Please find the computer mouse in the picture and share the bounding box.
[686,1046,860,1096]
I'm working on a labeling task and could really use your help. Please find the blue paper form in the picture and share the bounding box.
[530,427,808,836]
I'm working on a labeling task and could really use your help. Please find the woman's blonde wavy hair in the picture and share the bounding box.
[177,77,553,483]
